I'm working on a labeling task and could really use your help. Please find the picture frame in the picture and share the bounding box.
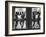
[5,1,45,36]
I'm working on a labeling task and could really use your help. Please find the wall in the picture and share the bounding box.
[0,0,46,37]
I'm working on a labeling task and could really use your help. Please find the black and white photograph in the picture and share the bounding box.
[12,7,41,30]
[5,1,45,36]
